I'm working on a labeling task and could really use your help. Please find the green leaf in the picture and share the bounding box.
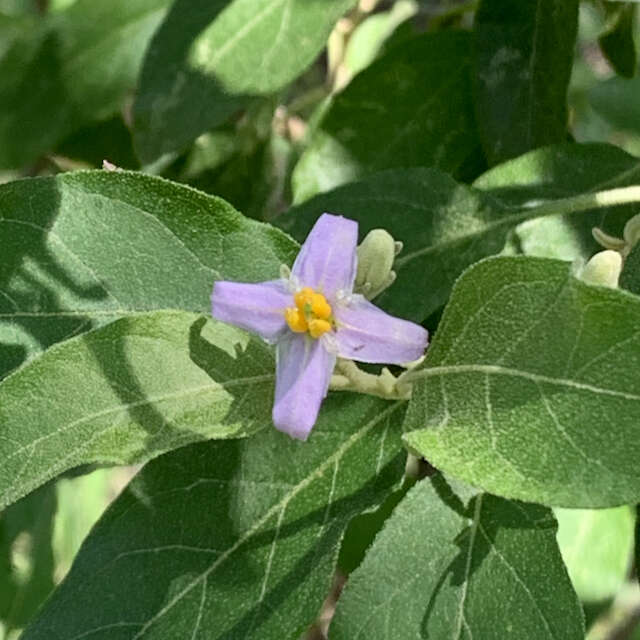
[620,242,640,294]
[281,144,640,323]
[589,75,640,136]
[404,256,640,508]
[0,0,170,169]
[474,142,640,261]
[331,475,584,639]
[0,484,57,633]
[133,0,357,163]
[52,468,120,581]
[472,0,579,165]
[473,142,640,206]
[342,0,417,82]
[0,311,278,510]
[0,170,297,378]
[22,396,406,640]
[555,506,635,603]
[292,31,484,203]
[281,167,513,323]
[598,2,637,79]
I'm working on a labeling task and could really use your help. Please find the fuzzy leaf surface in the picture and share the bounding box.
[0,312,278,510]
[404,256,640,507]
[331,476,584,640]
[22,396,406,640]
[0,170,296,378]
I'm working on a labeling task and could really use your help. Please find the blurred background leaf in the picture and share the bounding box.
[132,0,358,163]
[555,506,635,603]
[292,31,485,203]
[473,0,580,165]
[0,0,171,170]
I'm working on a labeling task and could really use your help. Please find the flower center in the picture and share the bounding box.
[285,287,333,339]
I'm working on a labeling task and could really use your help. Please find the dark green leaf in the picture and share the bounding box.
[292,31,484,203]
[55,117,139,170]
[0,484,56,633]
[22,396,406,640]
[0,311,277,510]
[555,506,635,602]
[281,144,640,323]
[473,0,579,164]
[598,2,637,79]
[282,167,513,323]
[0,170,297,378]
[589,75,640,136]
[0,0,170,169]
[331,476,584,639]
[620,242,640,294]
[133,0,357,163]
[404,256,640,507]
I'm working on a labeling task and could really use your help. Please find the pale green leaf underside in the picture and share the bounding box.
[0,312,276,511]
[331,476,584,639]
[0,170,297,379]
[555,505,635,603]
[404,256,640,507]
[22,397,406,640]
[133,0,356,162]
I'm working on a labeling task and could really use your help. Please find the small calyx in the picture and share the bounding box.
[285,287,333,338]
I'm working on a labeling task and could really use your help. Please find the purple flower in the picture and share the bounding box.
[211,213,428,440]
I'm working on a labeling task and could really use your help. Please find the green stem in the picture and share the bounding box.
[531,186,640,219]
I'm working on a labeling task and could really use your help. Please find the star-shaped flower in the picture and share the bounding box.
[211,213,428,440]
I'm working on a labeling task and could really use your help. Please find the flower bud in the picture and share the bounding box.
[579,250,622,288]
[355,229,402,299]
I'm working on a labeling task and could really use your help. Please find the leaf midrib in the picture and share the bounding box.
[412,363,640,402]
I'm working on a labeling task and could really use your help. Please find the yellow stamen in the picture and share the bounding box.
[308,318,332,339]
[310,293,332,320]
[285,307,308,333]
[294,287,315,311]
[287,287,334,339]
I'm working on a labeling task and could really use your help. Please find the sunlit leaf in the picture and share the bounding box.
[0,312,277,510]
[22,396,406,640]
[405,256,640,507]
[0,170,296,378]
[133,0,357,162]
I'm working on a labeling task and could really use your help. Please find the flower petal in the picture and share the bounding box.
[291,213,358,298]
[272,334,336,440]
[211,280,291,342]
[334,296,428,364]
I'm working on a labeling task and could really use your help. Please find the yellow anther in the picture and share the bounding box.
[308,318,332,339]
[284,307,308,333]
[310,293,332,320]
[289,287,334,338]
[294,287,315,311]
